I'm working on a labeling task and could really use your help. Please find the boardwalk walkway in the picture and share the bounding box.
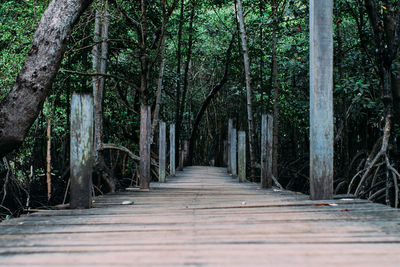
[1,166,400,266]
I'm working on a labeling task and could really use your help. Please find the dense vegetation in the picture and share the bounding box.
[0,0,399,219]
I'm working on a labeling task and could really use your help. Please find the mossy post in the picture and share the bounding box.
[227,119,232,173]
[140,105,151,189]
[310,0,333,200]
[183,140,189,165]
[170,124,176,176]
[231,128,237,177]
[261,114,268,188]
[238,131,246,183]
[70,93,94,209]
[266,115,273,188]
[159,121,166,183]
[178,143,184,171]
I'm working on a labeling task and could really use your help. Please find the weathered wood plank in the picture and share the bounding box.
[227,119,232,173]
[139,104,151,189]
[1,166,400,266]
[169,124,176,176]
[309,0,334,200]
[70,93,94,209]
[238,131,246,183]
[261,114,267,187]
[231,129,237,177]
[159,121,166,183]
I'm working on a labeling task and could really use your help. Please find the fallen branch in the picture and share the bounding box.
[99,143,159,167]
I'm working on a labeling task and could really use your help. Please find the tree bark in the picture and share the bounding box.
[0,0,92,157]
[177,0,196,151]
[271,2,279,179]
[93,2,115,192]
[174,0,185,159]
[150,0,169,140]
[236,0,256,178]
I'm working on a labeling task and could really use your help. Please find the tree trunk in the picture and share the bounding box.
[174,0,184,159]
[236,0,256,178]
[93,3,115,192]
[0,0,92,157]
[151,2,169,140]
[259,0,265,113]
[271,3,279,179]
[177,0,196,149]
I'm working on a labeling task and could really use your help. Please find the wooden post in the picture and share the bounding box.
[46,115,52,201]
[260,114,267,188]
[178,146,184,171]
[310,0,333,200]
[238,131,246,183]
[227,119,232,173]
[140,105,151,189]
[70,94,94,209]
[231,128,237,177]
[266,115,273,188]
[183,140,189,164]
[159,122,166,183]
[170,124,176,176]
[223,140,228,166]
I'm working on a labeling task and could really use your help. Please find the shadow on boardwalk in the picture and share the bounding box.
[1,166,400,266]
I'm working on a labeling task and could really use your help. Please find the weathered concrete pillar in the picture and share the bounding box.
[238,131,246,183]
[310,0,333,200]
[70,93,94,209]
[231,128,237,177]
[140,105,151,189]
[159,122,166,183]
[170,124,176,176]
[227,119,233,173]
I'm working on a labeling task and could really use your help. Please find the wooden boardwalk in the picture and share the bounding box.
[1,166,400,266]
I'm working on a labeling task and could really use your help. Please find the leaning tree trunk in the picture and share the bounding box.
[0,0,92,157]
[236,0,257,178]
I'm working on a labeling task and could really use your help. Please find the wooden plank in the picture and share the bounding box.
[1,166,400,266]
[159,121,166,183]
[238,131,246,183]
[309,0,334,200]
[70,93,93,209]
